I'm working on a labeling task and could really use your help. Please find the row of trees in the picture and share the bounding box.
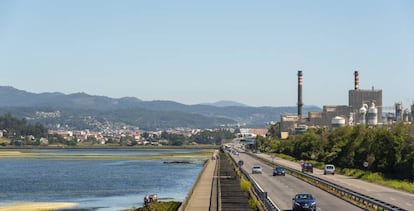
[189,130,235,145]
[0,113,80,146]
[113,129,234,146]
[257,123,414,181]
[158,129,235,146]
[0,113,48,139]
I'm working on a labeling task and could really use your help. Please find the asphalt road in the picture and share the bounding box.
[251,152,414,211]
[231,152,362,211]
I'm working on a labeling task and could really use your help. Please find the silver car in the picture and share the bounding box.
[252,165,262,174]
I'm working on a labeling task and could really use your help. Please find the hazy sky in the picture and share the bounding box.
[1,0,413,107]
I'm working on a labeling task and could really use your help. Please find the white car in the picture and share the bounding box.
[324,164,335,175]
[252,165,262,174]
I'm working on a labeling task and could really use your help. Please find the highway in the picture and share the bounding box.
[251,152,414,211]
[231,152,362,211]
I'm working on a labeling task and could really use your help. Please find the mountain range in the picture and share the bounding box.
[0,86,321,130]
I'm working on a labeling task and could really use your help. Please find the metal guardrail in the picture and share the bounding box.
[248,152,407,211]
[227,152,280,211]
[241,167,280,211]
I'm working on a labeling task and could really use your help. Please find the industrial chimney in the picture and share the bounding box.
[354,71,359,90]
[297,70,303,118]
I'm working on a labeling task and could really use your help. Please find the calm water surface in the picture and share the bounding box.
[0,149,207,210]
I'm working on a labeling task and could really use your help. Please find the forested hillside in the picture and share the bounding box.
[0,86,321,130]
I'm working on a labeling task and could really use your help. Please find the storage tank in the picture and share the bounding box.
[359,104,368,125]
[331,116,346,128]
[348,112,355,126]
[367,102,378,125]
[294,124,308,134]
[386,112,394,125]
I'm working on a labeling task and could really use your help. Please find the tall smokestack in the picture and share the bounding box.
[354,71,359,90]
[298,70,303,118]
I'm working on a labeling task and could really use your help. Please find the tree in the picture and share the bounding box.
[324,126,355,167]
[265,123,414,181]
[142,132,150,139]
[267,122,280,138]
[293,129,324,160]
[371,128,402,174]
[0,113,48,143]
[161,131,185,146]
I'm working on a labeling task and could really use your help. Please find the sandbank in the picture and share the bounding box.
[0,202,78,211]
[0,151,25,157]
[0,149,213,160]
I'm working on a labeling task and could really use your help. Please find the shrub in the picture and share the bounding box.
[362,172,383,183]
[342,168,365,179]
[240,179,251,192]
[248,198,259,211]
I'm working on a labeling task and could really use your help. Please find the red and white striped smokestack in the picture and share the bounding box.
[354,71,359,90]
[298,70,303,118]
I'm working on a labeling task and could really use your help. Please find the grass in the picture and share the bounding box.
[273,153,296,161]
[341,168,414,193]
[122,201,181,211]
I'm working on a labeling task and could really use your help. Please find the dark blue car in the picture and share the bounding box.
[292,193,316,211]
[273,166,285,176]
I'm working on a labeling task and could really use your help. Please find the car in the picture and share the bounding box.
[301,162,313,173]
[292,192,317,211]
[273,166,285,176]
[252,165,262,174]
[232,150,239,156]
[324,164,335,175]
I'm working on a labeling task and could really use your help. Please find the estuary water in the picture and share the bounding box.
[0,148,207,210]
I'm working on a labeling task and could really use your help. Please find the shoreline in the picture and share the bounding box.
[0,202,79,211]
[0,144,220,150]
[0,149,214,160]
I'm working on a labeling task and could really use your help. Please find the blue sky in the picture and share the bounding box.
[1,0,413,107]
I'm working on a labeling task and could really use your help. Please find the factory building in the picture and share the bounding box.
[348,71,383,124]
[280,115,299,135]
[307,105,351,127]
[279,70,385,136]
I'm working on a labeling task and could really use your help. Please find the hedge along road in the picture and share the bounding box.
[232,152,362,211]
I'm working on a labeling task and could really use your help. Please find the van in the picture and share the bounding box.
[324,164,335,175]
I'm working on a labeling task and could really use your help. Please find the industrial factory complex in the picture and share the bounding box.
[279,71,414,136]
